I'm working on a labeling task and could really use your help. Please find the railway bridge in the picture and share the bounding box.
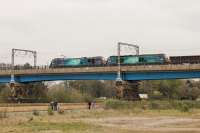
[1,64,200,99]
[0,64,199,83]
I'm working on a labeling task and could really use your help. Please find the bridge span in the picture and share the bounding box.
[0,64,200,83]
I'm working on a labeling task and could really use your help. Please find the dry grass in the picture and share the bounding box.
[1,109,200,133]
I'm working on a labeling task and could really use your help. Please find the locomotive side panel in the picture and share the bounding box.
[50,57,105,68]
[107,54,167,66]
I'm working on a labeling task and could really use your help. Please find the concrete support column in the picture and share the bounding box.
[9,82,26,102]
[10,82,17,98]
[115,81,125,99]
[123,80,140,100]
[115,80,140,100]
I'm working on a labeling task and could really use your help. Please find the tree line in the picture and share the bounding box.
[0,79,200,103]
[139,80,200,100]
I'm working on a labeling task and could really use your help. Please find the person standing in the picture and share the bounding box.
[88,101,92,110]
[91,100,96,109]
[50,101,54,110]
[54,101,58,111]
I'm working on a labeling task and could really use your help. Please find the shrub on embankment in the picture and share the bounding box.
[105,99,200,112]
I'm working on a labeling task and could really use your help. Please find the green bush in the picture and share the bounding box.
[170,101,191,112]
[47,87,92,103]
[104,99,200,112]
[48,107,54,116]
[148,100,172,110]
[105,99,134,110]
[179,103,190,112]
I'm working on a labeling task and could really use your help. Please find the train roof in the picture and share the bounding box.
[87,56,104,59]
[109,54,166,57]
[52,56,104,60]
[170,55,200,58]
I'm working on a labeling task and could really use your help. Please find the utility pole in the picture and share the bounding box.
[116,42,139,82]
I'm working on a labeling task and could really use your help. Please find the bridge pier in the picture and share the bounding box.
[9,82,27,102]
[115,81,124,99]
[116,80,140,100]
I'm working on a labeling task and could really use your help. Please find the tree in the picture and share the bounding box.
[176,81,200,100]
[139,80,162,99]
[158,80,183,99]
[66,80,115,98]
[0,84,11,102]
[13,82,49,102]
[23,63,32,69]
[47,83,91,103]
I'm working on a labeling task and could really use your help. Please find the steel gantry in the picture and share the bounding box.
[117,42,139,82]
[10,48,37,99]
[116,42,140,99]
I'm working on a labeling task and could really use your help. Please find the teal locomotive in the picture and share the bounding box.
[50,56,104,68]
[107,54,167,65]
[50,54,167,68]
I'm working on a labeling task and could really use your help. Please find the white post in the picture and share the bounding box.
[117,43,122,81]
[11,49,15,83]
[116,42,139,82]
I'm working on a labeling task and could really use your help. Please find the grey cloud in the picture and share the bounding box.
[0,0,200,65]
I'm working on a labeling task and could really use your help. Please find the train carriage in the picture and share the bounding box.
[170,55,200,64]
[138,54,167,64]
[107,55,139,65]
[87,56,105,66]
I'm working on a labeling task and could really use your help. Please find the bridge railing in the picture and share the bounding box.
[0,66,50,71]
[0,63,200,72]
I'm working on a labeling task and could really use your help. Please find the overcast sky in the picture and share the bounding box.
[0,0,200,65]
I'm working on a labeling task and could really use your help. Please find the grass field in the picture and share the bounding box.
[1,107,200,133]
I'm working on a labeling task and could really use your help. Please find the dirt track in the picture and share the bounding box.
[83,116,200,132]
[0,103,102,112]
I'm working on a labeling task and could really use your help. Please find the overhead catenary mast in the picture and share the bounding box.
[116,42,139,82]
[11,48,37,83]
